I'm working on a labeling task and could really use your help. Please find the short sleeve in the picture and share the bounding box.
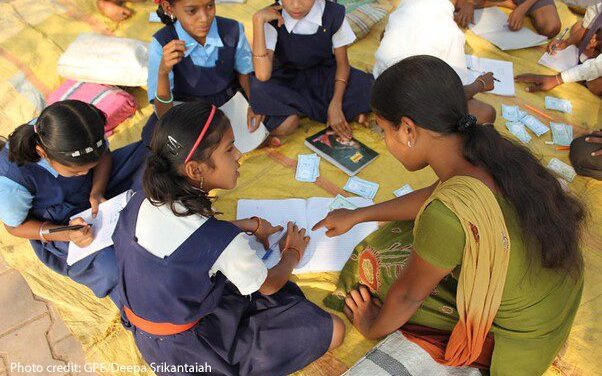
[147,37,174,103]
[209,233,268,295]
[234,23,254,74]
[332,18,356,49]
[413,200,465,270]
[264,23,278,51]
[0,177,33,227]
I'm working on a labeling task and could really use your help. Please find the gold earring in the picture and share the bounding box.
[199,176,205,193]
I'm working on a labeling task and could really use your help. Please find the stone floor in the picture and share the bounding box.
[0,253,95,376]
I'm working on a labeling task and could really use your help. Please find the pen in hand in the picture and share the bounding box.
[42,224,93,235]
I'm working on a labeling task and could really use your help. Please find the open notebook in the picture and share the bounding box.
[237,198,379,273]
[469,7,548,51]
[67,190,134,266]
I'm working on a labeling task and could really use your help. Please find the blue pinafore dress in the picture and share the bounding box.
[113,193,334,376]
[0,142,144,303]
[250,1,374,131]
[142,17,242,146]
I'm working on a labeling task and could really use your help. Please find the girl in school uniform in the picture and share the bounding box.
[143,0,263,144]
[114,101,345,376]
[250,0,374,140]
[0,100,145,303]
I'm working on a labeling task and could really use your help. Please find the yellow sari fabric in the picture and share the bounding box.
[409,176,511,366]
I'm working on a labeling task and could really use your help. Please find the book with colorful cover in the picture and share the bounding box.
[304,129,378,176]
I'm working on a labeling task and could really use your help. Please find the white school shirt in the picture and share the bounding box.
[561,3,602,83]
[135,199,268,296]
[263,0,356,51]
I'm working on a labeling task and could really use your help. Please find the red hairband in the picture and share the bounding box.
[184,105,217,163]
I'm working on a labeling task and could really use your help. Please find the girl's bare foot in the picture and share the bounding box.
[97,0,132,22]
[258,135,282,148]
[356,113,369,127]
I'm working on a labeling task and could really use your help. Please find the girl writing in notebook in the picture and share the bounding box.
[250,0,374,141]
[315,56,584,374]
[114,101,344,376]
[0,100,144,304]
[143,0,263,144]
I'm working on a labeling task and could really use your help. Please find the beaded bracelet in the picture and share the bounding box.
[252,51,268,58]
[155,91,174,104]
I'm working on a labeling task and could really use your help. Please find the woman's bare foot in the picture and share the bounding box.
[97,0,132,22]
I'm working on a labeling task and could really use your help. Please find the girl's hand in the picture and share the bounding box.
[546,39,568,55]
[253,5,284,27]
[312,208,359,237]
[89,193,106,218]
[507,5,527,31]
[475,72,495,92]
[515,73,561,92]
[454,1,474,28]
[247,107,265,132]
[68,217,94,248]
[343,285,383,339]
[254,218,283,249]
[279,222,310,264]
[159,40,186,75]
[328,102,352,140]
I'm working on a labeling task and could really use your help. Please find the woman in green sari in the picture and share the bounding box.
[315,56,585,375]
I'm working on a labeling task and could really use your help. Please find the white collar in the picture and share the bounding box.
[281,0,324,33]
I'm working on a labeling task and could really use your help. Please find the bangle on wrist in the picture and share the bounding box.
[253,51,268,58]
[245,216,262,235]
[476,78,486,91]
[39,221,51,243]
[335,78,348,86]
[282,247,301,264]
[555,74,562,85]
[155,91,174,104]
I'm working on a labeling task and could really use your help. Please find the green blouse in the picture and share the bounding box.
[410,197,583,376]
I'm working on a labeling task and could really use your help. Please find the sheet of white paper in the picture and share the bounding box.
[220,92,269,153]
[470,8,548,51]
[237,198,378,273]
[465,55,515,96]
[67,190,134,266]
[480,28,548,50]
[470,7,509,35]
[538,45,579,72]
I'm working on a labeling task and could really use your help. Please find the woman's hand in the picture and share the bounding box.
[247,107,265,132]
[68,217,94,248]
[279,222,310,264]
[507,5,528,31]
[343,285,383,339]
[515,73,562,92]
[253,218,283,249]
[89,193,106,218]
[475,72,495,92]
[454,1,474,28]
[159,40,186,75]
[312,208,360,237]
[253,5,284,27]
[327,101,352,140]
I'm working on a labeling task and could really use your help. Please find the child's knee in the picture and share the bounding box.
[328,314,346,350]
[537,18,561,38]
[468,100,496,124]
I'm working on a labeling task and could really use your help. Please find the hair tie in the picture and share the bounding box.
[184,105,217,163]
[457,114,477,132]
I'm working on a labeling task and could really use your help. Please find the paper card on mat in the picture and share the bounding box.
[470,8,548,50]
[465,55,515,96]
[538,45,579,72]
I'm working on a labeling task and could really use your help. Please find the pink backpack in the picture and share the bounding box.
[47,80,137,135]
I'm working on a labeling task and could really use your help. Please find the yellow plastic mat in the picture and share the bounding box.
[0,1,600,375]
